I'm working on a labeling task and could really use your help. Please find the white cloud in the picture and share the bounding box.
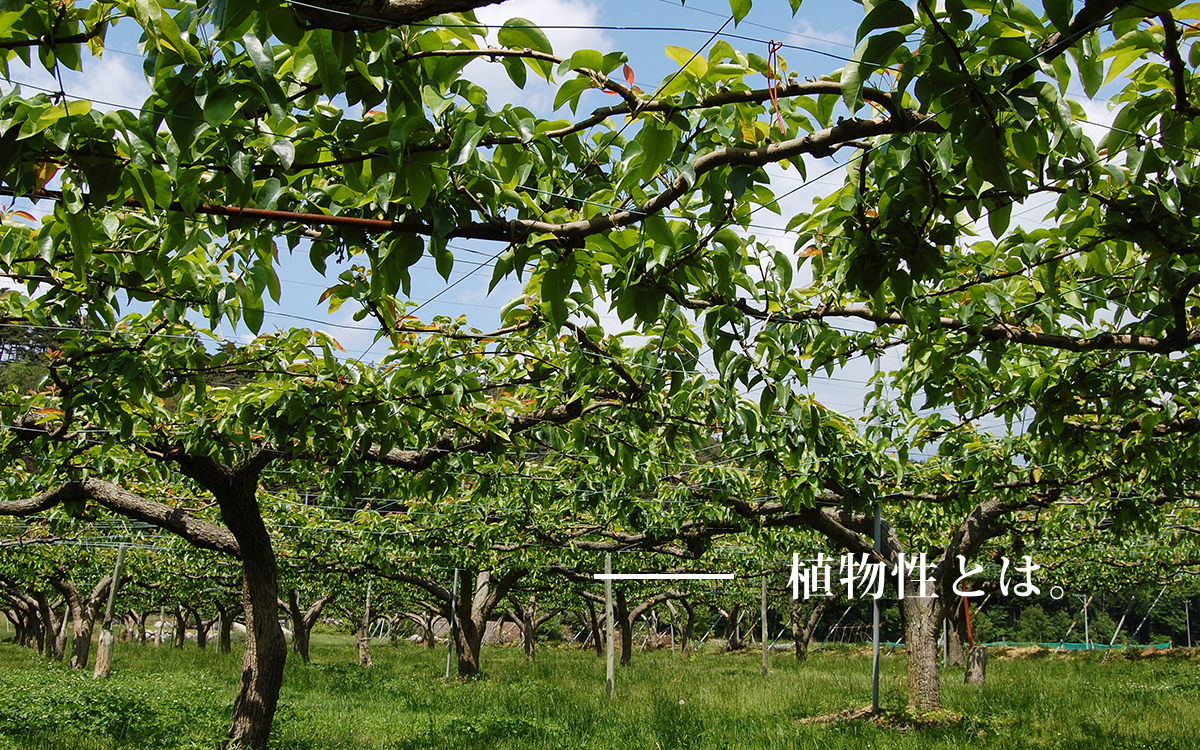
[788,18,854,50]
[1075,96,1116,148]
[467,0,614,114]
[1,50,150,112]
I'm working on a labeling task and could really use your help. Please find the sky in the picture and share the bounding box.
[0,0,1122,426]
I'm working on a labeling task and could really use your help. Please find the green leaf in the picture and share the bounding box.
[502,55,527,88]
[773,250,793,290]
[988,201,1012,237]
[432,237,453,280]
[638,120,674,181]
[1044,0,1073,33]
[65,211,92,269]
[553,76,595,112]
[448,120,484,167]
[730,0,752,24]
[542,255,576,327]
[242,32,276,81]
[156,9,202,66]
[643,214,676,251]
[404,161,433,209]
[1100,30,1155,85]
[842,31,905,113]
[562,49,605,73]
[209,0,228,31]
[202,87,238,125]
[965,125,1012,191]
[309,29,345,97]
[498,18,554,80]
[664,46,708,80]
[857,0,914,42]
[384,234,423,296]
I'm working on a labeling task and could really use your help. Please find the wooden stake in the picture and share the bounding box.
[93,544,127,679]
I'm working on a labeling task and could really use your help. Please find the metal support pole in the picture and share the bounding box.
[1084,596,1091,649]
[872,503,881,713]
[871,354,883,712]
[445,569,458,679]
[605,554,615,698]
[761,575,769,676]
[1185,600,1192,648]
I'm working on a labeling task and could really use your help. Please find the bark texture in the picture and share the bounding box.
[452,569,524,677]
[283,591,333,664]
[790,596,835,663]
[51,576,111,671]
[965,645,988,685]
[170,450,283,749]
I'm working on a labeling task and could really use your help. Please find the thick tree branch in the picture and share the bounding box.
[0,480,239,556]
[694,299,1200,354]
[1160,12,1200,118]
[7,112,933,244]
[365,398,623,470]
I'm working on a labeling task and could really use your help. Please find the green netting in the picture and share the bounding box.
[879,642,1174,649]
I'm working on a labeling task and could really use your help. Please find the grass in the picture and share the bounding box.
[1,636,1198,749]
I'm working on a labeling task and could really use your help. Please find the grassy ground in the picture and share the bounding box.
[0,636,1198,749]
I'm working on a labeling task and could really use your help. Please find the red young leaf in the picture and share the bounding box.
[623,64,635,87]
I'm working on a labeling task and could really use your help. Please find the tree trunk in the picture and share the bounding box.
[285,591,311,664]
[225,509,286,746]
[355,618,373,668]
[218,605,235,654]
[615,591,633,666]
[179,455,287,750]
[790,597,808,662]
[586,600,602,656]
[67,581,108,671]
[900,580,943,712]
[19,596,44,653]
[946,598,966,667]
[174,606,187,649]
[721,604,745,652]
[790,596,834,663]
[450,569,524,678]
[416,611,436,648]
[285,592,332,665]
[135,610,149,645]
[196,615,211,650]
[510,596,538,663]
[5,594,40,651]
[33,592,65,661]
[965,645,987,685]
[679,598,696,659]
